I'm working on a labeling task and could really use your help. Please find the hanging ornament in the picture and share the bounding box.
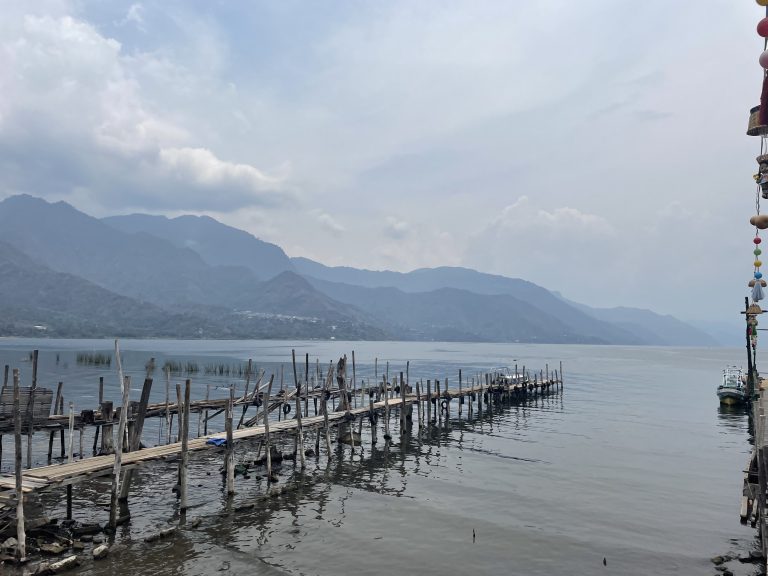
[758,0,768,7]
[760,17,768,37]
[751,214,768,229]
[754,280,765,302]
[756,236,763,245]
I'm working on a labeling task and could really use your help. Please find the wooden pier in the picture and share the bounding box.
[0,349,563,568]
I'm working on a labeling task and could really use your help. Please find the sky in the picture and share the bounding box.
[0,0,763,329]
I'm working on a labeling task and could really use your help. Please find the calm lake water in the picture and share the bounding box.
[0,339,758,575]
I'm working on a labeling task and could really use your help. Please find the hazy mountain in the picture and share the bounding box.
[0,194,258,307]
[0,195,718,345]
[0,241,386,340]
[104,213,293,280]
[567,302,719,347]
[295,259,644,344]
[303,276,638,344]
[0,240,206,337]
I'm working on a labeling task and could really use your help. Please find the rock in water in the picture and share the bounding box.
[93,544,109,560]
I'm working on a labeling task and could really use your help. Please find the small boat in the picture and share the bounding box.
[717,366,749,405]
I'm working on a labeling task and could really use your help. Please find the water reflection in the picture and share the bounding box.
[716,403,753,438]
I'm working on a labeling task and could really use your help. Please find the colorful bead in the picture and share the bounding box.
[757,237,763,245]
[757,260,764,267]
[756,248,763,256]
[757,272,764,279]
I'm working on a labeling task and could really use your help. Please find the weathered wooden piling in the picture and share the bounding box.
[179,379,191,511]
[26,350,38,469]
[48,382,63,463]
[292,350,306,469]
[426,380,432,424]
[109,375,130,529]
[225,387,234,495]
[13,368,25,562]
[264,375,274,482]
[120,378,152,500]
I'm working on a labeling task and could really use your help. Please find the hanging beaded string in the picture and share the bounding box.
[749,2,768,347]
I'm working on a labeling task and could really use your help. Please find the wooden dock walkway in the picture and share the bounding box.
[0,378,556,494]
[0,350,563,566]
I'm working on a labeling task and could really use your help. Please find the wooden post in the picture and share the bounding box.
[560,361,564,388]
[58,396,65,457]
[13,369,26,562]
[109,375,131,529]
[179,379,191,511]
[352,351,357,409]
[165,367,171,444]
[94,377,103,453]
[399,372,406,435]
[383,374,391,438]
[101,401,114,455]
[48,381,63,463]
[426,380,432,424]
[478,375,483,413]
[3,364,8,388]
[120,378,153,500]
[237,359,253,429]
[225,387,235,495]
[204,384,210,436]
[304,353,310,418]
[322,366,332,454]
[368,393,377,445]
[436,380,442,426]
[67,402,74,463]
[25,349,38,469]
[292,350,306,469]
[264,375,274,482]
[416,381,422,427]
[278,365,284,422]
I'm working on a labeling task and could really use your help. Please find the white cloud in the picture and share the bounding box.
[157,147,284,203]
[383,216,409,239]
[313,210,345,235]
[0,7,288,212]
[116,4,145,30]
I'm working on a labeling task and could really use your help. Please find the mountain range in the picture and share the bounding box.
[0,194,718,346]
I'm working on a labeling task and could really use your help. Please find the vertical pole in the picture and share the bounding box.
[49,382,63,463]
[368,393,377,446]
[225,387,235,495]
[264,375,274,481]
[352,351,357,409]
[304,353,310,418]
[58,396,65,457]
[204,384,210,436]
[416,381,422,428]
[67,402,74,463]
[383,374,390,438]
[109,375,130,529]
[165,367,171,444]
[459,370,463,416]
[120,378,153,500]
[399,372,406,435]
[13,369,26,562]
[322,367,332,454]
[26,349,38,469]
[291,350,306,469]
[426,380,432,424]
[237,359,253,430]
[180,379,190,512]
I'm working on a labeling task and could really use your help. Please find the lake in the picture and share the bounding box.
[0,339,756,575]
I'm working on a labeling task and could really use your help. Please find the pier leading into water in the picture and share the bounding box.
[0,349,563,570]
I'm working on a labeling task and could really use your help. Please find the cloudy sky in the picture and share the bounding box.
[0,1,762,327]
